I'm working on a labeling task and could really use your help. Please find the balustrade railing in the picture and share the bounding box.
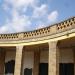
[0,17,75,40]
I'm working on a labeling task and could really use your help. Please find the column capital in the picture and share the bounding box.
[48,41,58,45]
[16,45,24,50]
[48,41,58,50]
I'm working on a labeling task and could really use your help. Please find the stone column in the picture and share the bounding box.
[73,50,75,75]
[0,50,5,75]
[33,49,40,75]
[48,41,59,75]
[14,46,23,75]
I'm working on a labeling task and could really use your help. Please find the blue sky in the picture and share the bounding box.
[0,0,75,33]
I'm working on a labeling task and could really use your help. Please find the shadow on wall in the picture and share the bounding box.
[5,60,15,75]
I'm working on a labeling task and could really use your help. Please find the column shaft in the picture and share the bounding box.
[14,46,23,75]
[48,41,59,75]
[73,50,75,75]
[33,50,40,75]
[0,50,5,75]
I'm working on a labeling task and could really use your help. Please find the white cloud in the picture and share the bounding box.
[11,15,31,32]
[0,0,36,33]
[1,0,59,33]
[36,24,45,29]
[0,18,31,33]
[33,4,48,18]
[0,10,31,33]
[4,0,35,9]
[1,0,49,33]
[48,11,58,22]
[35,21,47,29]
[35,10,59,30]
[0,25,10,33]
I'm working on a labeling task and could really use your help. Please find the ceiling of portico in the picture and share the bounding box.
[23,43,49,51]
[0,46,16,51]
[58,36,75,49]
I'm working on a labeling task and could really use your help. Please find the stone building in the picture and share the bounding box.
[0,17,75,75]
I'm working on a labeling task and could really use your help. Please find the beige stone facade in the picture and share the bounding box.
[0,17,75,75]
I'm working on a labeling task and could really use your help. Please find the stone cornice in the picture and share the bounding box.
[0,17,75,46]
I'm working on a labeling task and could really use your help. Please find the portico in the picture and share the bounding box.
[0,37,75,75]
